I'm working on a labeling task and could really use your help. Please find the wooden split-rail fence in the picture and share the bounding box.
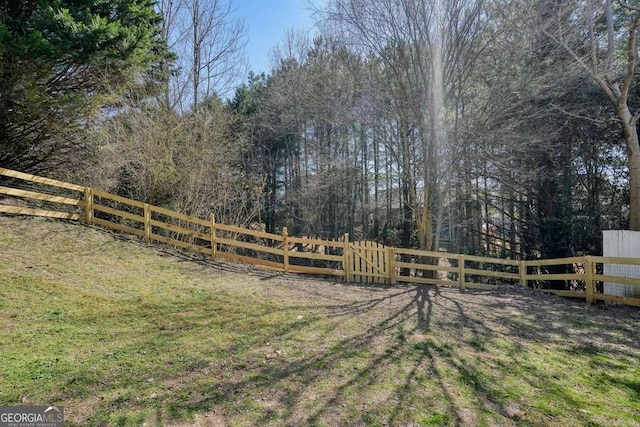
[1,167,640,308]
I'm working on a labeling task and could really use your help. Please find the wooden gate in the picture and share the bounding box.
[348,241,390,284]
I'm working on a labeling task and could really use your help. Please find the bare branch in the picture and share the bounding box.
[605,0,615,79]
[541,28,618,103]
[617,0,640,13]
[548,103,611,124]
[621,14,640,101]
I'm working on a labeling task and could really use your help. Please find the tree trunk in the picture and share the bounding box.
[400,122,414,247]
[618,103,640,230]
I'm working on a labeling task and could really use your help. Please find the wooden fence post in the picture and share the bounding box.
[210,213,217,260]
[83,187,93,225]
[283,227,289,273]
[519,260,527,286]
[343,233,350,282]
[585,255,595,304]
[388,247,396,284]
[143,203,151,243]
[458,254,465,288]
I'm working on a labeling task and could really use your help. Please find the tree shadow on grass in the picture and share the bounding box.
[9,218,640,424]
[419,286,640,426]
[157,284,498,425]
[49,259,640,426]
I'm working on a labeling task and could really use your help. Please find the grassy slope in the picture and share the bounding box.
[1,216,639,426]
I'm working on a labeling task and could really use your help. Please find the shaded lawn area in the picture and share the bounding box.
[1,216,639,426]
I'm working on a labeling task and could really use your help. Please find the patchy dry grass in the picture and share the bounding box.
[1,216,639,426]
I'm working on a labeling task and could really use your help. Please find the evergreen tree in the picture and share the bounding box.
[0,0,170,172]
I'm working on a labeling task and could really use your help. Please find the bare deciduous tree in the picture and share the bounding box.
[323,0,491,250]
[540,0,640,229]
[158,0,248,109]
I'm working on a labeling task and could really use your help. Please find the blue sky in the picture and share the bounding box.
[234,0,325,74]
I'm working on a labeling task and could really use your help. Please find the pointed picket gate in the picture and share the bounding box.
[348,240,390,284]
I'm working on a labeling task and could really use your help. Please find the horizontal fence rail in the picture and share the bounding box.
[1,167,639,308]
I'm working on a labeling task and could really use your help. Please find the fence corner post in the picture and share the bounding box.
[585,255,595,304]
[343,233,350,282]
[458,254,465,288]
[519,259,527,287]
[83,187,93,225]
[210,213,217,260]
[283,227,289,273]
[143,203,151,243]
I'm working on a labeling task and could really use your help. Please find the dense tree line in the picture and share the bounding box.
[230,0,633,263]
[2,0,639,267]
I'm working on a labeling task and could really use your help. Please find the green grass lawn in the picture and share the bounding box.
[1,216,639,426]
